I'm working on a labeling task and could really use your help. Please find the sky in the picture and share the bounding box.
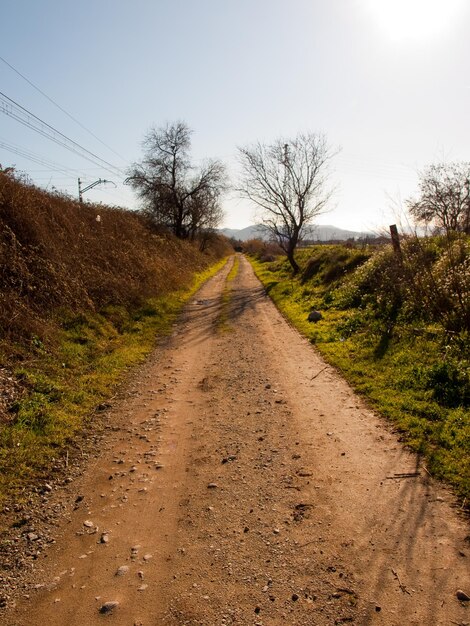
[1,0,469,232]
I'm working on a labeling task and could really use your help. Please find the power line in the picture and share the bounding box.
[0,136,134,206]
[87,186,133,206]
[0,138,85,177]
[23,167,111,173]
[0,140,127,193]
[0,90,124,177]
[0,54,128,163]
[0,90,124,176]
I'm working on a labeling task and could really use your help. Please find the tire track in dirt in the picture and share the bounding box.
[4,254,469,626]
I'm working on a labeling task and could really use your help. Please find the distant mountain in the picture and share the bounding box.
[219,225,267,241]
[303,224,374,241]
[219,224,373,242]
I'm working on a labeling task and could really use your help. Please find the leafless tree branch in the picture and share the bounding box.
[126,122,227,239]
[237,133,338,273]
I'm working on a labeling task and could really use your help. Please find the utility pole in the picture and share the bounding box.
[78,177,114,203]
[464,178,470,234]
[389,224,402,260]
[283,143,289,197]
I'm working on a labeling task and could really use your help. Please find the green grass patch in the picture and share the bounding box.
[0,257,229,506]
[249,248,470,504]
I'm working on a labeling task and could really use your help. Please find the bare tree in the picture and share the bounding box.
[126,122,226,239]
[237,133,336,273]
[187,183,224,249]
[407,162,470,235]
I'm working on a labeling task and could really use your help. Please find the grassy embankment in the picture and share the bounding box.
[249,240,469,504]
[0,170,231,504]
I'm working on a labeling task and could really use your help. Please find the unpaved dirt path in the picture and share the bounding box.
[4,255,469,626]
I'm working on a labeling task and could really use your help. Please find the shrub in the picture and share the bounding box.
[243,238,283,260]
[301,246,370,285]
[423,360,470,408]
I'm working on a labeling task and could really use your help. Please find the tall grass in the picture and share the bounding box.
[0,169,229,349]
[0,169,232,505]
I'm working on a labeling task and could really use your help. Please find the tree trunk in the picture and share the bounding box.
[286,229,300,274]
[286,247,299,274]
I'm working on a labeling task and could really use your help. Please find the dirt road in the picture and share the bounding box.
[4,255,469,626]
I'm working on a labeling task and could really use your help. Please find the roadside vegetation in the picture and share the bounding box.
[0,169,231,506]
[248,236,470,504]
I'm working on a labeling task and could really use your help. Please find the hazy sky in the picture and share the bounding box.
[1,0,469,231]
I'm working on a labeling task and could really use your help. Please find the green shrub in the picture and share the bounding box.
[423,361,470,408]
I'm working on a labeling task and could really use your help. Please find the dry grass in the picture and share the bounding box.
[0,170,232,503]
[0,169,230,352]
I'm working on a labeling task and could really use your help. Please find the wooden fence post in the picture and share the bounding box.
[389,224,402,259]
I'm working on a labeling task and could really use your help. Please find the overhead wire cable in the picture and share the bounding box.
[0,91,124,177]
[0,138,132,204]
[0,90,124,176]
[0,54,128,163]
[0,138,86,177]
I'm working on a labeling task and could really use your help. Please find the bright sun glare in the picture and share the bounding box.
[364,0,466,43]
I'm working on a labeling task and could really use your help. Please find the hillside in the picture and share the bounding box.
[1,171,230,348]
[0,169,231,502]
